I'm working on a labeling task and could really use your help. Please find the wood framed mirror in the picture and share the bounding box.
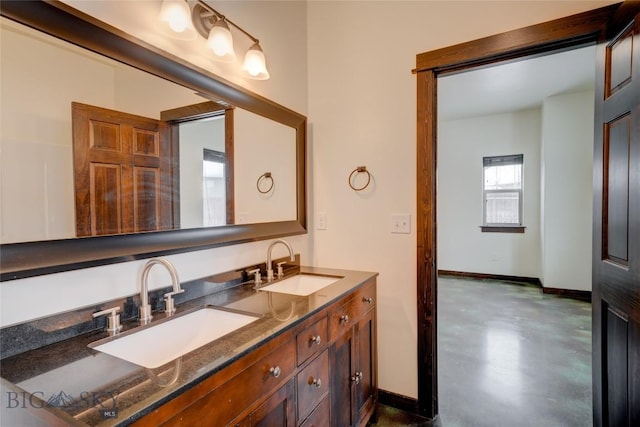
[0,0,307,281]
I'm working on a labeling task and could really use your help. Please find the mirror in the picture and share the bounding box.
[0,1,306,280]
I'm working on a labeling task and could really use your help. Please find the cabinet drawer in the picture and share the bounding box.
[296,317,327,365]
[299,395,330,427]
[328,280,375,341]
[296,350,329,422]
[159,339,296,426]
[328,298,357,341]
[352,279,376,318]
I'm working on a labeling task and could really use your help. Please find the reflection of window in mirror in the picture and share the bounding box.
[202,149,226,227]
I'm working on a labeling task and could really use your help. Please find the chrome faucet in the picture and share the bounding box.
[266,239,295,282]
[139,258,183,324]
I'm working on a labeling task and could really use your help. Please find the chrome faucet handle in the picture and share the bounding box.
[93,306,122,336]
[248,268,262,287]
[163,289,185,316]
[276,261,287,278]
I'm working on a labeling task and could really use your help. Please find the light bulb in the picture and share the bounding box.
[207,20,235,62]
[159,0,197,40]
[243,43,269,80]
[160,1,190,33]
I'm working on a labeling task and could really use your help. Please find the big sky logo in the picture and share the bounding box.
[5,390,119,419]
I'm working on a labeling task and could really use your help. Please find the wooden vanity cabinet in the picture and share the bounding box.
[133,277,377,427]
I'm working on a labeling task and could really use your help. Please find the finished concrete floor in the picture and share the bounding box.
[437,276,592,427]
[372,404,433,426]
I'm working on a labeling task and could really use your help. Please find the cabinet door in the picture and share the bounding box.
[330,326,356,427]
[247,379,296,427]
[355,309,376,426]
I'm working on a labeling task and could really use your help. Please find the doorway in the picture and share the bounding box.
[414,4,619,419]
[434,44,597,425]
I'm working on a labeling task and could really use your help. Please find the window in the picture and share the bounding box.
[482,154,524,233]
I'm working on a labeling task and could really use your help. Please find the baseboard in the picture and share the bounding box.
[378,389,419,414]
[542,287,591,302]
[437,269,541,286]
[438,270,592,302]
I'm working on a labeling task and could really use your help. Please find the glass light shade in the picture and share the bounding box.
[159,0,197,40]
[243,43,270,80]
[207,20,235,62]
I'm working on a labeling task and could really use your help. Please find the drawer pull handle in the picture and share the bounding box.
[350,371,363,384]
[269,366,281,378]
[310,377,322,388]
[310,335,322,345]
[339,314,349,324]
[362,297,373,304]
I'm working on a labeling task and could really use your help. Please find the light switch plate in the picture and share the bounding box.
[391,214,411,234]
[316,212,327,230]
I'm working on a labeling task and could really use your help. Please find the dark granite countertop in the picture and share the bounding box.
[0,266,377,426]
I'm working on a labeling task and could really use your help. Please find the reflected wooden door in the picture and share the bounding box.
[593,5,640,426]
[72,102,174,236]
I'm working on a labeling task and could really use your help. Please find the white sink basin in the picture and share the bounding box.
[90,307,259,369]
[259,274,341,296]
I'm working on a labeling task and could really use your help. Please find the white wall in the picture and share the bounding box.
[540,90,594,291]
[0,0,617,401]
[438,109,542,278]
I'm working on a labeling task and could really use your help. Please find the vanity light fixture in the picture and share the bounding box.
[160,0,270,79]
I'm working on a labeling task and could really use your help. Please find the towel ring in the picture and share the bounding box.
[257,172,274,194]
[348,166,371,191]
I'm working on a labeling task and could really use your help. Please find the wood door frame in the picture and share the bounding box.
[414,4,618,418]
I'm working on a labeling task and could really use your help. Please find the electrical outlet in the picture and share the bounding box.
[391,214,411,234]
[316,212,327,230]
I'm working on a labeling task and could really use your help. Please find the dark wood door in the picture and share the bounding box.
[329,308,376,427]
[355,309,376,426]
[593,5,640,427]
[72,102,174,236]
[330,326,356,427]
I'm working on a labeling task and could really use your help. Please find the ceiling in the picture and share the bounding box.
[437,45,596,121]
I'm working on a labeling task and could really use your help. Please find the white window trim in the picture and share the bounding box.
[482,154,524,229]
